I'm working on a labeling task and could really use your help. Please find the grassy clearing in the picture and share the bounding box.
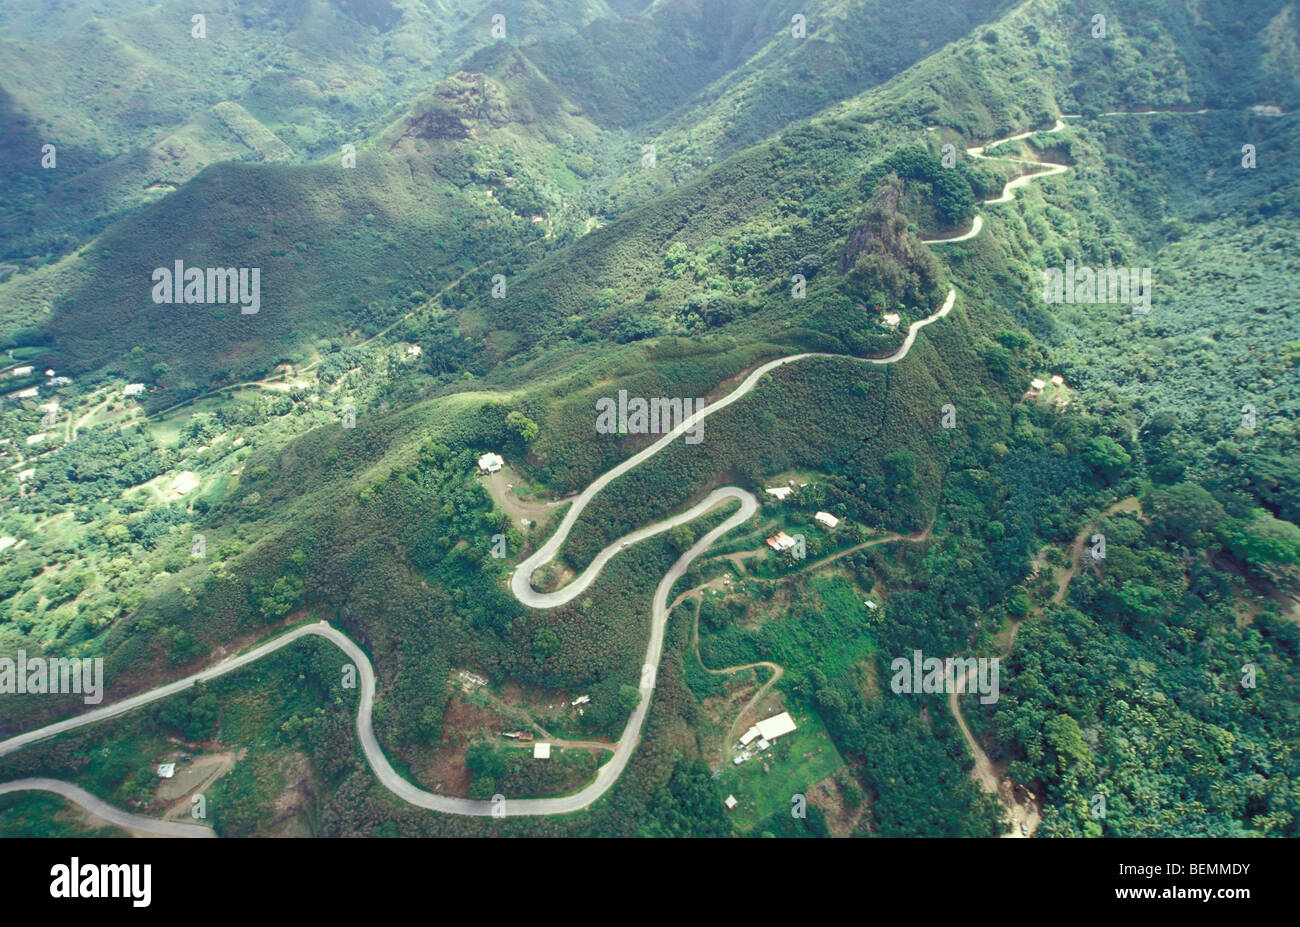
[718,708,846,834]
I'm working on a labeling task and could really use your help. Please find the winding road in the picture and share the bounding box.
[0,118,1078,828]
[0,778,215,838]
[923,120,1069,244]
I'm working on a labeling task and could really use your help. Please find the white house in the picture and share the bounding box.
[880,312,901,331]
[533,742,551,759]
[815,511,839,529]
[755,711,797,742]
[156,763,175,779]
[478,452,504,474]
[124,383,146,397]
[724,795,738,810]
[11,366,33,377]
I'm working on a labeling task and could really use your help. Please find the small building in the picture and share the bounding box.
[571,695,591,707]
[864,600,878,610]
[406,345,422,357]
[1028,378,1046,397]
[17,468,35,482]
[765,531,797,552]
[756,739,771,752]
[739,726,761,746]
[25,433,45,446]
[156,763,175,779]
[477,452,504,474]
[1250,104,1283,116]
[123,383,146,397]
[880,312,901,331]
[10,366,33,377]
[724,795,738,810]
[815,511,839,529]
[171,472,200,495]
[50,377,71,386]
[732,754,746,765]
[457,670,487,693]
[533,743,551,760]
[11,387,38,399]
[44,369,55,377]
[765,486,792,501]
[1050,374,1065,387]
[755,711,797,742]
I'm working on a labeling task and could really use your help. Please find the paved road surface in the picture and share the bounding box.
[0,778,215,838]
[8,113,1120,823]
[0,302,961,822]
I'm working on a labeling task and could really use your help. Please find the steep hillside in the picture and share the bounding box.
[1,0,1297,840]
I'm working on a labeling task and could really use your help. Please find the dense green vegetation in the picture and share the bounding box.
[2,0,1297,839]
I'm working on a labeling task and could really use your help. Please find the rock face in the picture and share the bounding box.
[401,71,512,145]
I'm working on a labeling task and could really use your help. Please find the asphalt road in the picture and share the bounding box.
[0,778,215,838]
[0,115,1204,830]
[0,287,957,821]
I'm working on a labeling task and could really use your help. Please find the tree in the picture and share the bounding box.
[1082,436,1131,478]
[1148,482,1226,546]
[618,684,641,714]
[667,524,696,554]
[1007,591,1032,617]
[531,627,560,663]
[1221,510,1300,593]
[505,410,538,443]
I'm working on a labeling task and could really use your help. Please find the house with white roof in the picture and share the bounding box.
[478,452,504,474]
[755,711,797,742]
